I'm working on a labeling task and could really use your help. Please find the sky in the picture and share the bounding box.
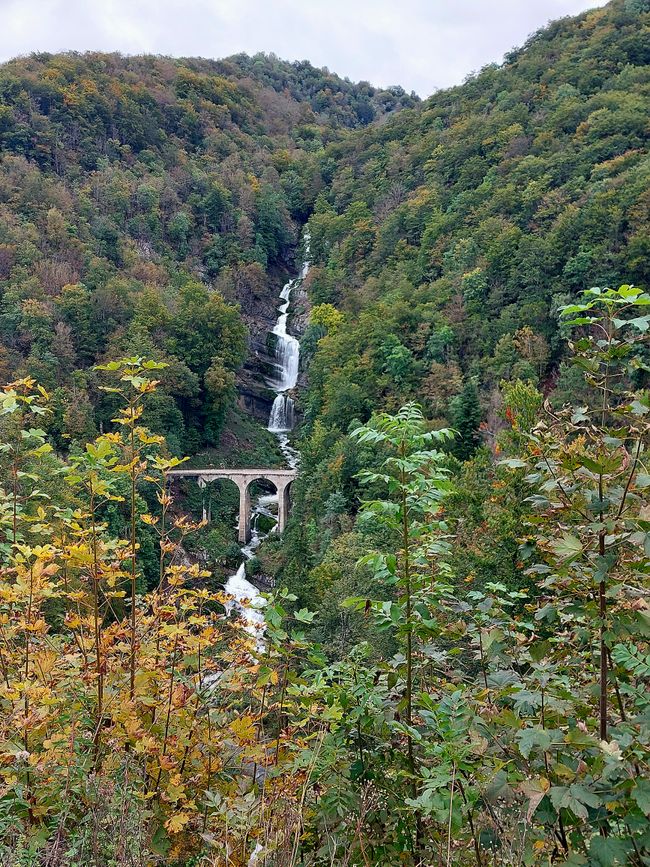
[0,0,608,96]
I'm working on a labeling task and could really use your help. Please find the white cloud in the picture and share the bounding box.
[0,0,608,95]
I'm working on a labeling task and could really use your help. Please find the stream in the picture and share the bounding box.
[223,234,310,636]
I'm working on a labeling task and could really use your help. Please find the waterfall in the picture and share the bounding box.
[223,233,310,638]
[223,562,266,646]
[268,394,294,432]
[266,236,308,433]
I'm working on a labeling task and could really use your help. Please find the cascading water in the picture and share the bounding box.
[267,251,308,434]
[223,234,310,640]
[268,394,294,433]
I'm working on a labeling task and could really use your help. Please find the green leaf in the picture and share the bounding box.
[564,728,597,749]
[571,406,590,423]
[558,854,588,865]
[564,316,597,326]
[517,726,552,759]
[150,822,171,857]
[529,640,551,662]
[629,316,650,332]
[579,455,609,474]
[560,303,594,315]
[340,596,366,610]
[630,399,650,417]
[294,608,316,623]
[550,785,601,820]
[588,836,630,866]
[499,458,527,468]
[632,780,650,816]
[549,533,583,561]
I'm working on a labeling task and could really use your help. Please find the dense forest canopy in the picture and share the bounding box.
[0,0,649,863]
[0,50,362,452]
[276,0,650,603]
[302,0,649,429]
[214,53,420,128]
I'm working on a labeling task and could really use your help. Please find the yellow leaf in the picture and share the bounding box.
[165,812,191,834]
[228,715,256,743]
[165,779,186,802]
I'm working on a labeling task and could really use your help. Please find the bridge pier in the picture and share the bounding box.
[276,481,290,537]
[198,477,211,523]
[237,480,252,544]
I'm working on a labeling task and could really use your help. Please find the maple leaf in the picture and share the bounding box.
[165,812,192,834]
[229,715,256,743]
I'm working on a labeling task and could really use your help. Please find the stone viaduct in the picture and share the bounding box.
[168,468,297,543]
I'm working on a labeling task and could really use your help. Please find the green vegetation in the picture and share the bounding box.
[0,51,342,452]
[0,0,648,863]
[300,0,649,422]
[215,53,419,130]
[279,0,650,618]
[0,287,648,866]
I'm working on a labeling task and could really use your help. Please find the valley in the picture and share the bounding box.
[221,233,310,636]
[0,1,648,863]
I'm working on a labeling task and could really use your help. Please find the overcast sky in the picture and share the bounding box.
[0,0,607,96]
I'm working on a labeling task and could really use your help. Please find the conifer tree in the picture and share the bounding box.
[450,377,482,460]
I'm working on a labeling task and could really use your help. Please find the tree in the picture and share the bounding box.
[288,287,649,863]
[348,404,453,857]
[379,335,417,390]
[310,302,344,334]
[450,378,482,461]
[167,210,192,256]
[526,285,650,742]
[204,355,236,440]
[167,281,247,379]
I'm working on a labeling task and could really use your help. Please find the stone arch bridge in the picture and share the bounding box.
[168,468,297,543]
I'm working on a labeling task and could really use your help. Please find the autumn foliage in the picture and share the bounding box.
[0,361,317,865]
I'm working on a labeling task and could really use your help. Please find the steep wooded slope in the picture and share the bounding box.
[0,1,648,472]
[215,52,419,128]
[299,0,649,432]
[278,0,650,586]
[0,51,376,452]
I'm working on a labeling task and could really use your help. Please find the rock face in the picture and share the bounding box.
[236,385,275,423]
[230,254,310,423]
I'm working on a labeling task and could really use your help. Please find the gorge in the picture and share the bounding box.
[0,2,647,861]
[222,234,310,632]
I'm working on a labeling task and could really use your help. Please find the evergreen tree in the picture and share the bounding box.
[449,377,481,460]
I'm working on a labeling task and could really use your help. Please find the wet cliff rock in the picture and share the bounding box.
[219,253,310,422]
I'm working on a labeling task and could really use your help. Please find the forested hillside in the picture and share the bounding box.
[0,51,375,453]
[277,0,650,605]
[0,1,649,864]
[214,53,419,128]
[302,0,649,430]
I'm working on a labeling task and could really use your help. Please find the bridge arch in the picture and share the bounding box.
[169,467,297,543]
[195,475,240,525]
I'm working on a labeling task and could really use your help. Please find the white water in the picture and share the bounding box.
[223,235,310,638]
[267,251,308,432]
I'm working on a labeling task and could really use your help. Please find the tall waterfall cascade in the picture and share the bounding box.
[267,244,309,434]
[223,234,310,637]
